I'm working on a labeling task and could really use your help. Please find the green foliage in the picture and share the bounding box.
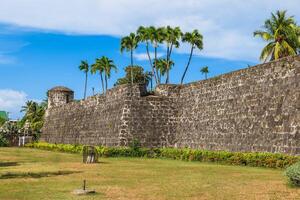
[154,58,174,83]
[115,66,150,86]
[19,100,46,141]
[0,134,8,147]
[180,29,204,84]
[200,66,209,79]
[0,117,7,126]
[285,162,300,186]
[91,56,117,93]
[254,10,300,62]
[78,60,89,73]
[129,138,141,151]
[20,101,46,132]
[26,142,299,169]
[0,111,8,126]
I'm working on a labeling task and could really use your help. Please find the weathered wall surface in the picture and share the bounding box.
[42,56,300,154]
[42,85,146,146]
[42,84,175,147]
[172,56,300,154]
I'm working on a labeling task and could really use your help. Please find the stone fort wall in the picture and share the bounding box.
[42,56,300,154]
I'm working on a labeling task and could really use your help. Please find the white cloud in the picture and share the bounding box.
[0,0,299,61]
[0,89,27,119]
[134,52,164,61]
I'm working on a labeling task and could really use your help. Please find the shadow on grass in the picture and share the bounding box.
[0,170,82,179]
[96,161,109,164]
[0,162,19,167]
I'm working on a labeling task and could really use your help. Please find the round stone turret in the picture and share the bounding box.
[47,86,74,108]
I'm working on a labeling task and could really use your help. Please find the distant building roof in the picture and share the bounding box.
[0,111,8,120]
[48,86,73,92]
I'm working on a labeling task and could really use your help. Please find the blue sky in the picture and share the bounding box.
[0,0,299,119]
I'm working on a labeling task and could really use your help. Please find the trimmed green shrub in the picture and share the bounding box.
[25,142,300,169]
[285,162,300,186]
[0,135,8,147]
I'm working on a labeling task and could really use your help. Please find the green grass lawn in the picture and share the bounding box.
[0,148,299,200]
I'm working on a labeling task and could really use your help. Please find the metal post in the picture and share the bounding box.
[83,180,86,190]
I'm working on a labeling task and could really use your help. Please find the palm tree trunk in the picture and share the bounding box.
[130,49,133,84]
[205,73,207,80]
[165,43,173,84]
[159,71,161,83]
[84,72,88,99]
[146,42,157,85]
[154,44,159,84]
[105,74,108,92]
[181,45,194,84]
[166,44,170,84]
[169,43,173,58]
[100,72,104,94]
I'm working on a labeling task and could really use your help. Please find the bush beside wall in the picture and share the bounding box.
[25,142,300,169]
[285,162,300,186]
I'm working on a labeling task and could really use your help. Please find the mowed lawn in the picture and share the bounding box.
[0,148,299,200]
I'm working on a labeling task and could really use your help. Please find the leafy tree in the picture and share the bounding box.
[137,26,157,84]
[200,66,209,80]
[99,56,117,91]
[120,33,139,84]
[78,60,89,99]
[115,66,150,86]
[91,58,105,94]
[254,10,300,62]
[181,30,203,84]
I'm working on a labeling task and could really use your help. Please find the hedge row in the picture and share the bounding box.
[25,142,300,169]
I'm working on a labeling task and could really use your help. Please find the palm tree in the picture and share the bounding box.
[91,58,105,94]
[137,26,157,84]
[20,101,46,132]
[200,66,209,80]
[164,26,182,83]
[98,56,117,91]
[21,101,37,115]
[254,10,299,62]
[120,33,139,84]
[154,58,174,83]
[149,26,165,84]
[79,60,89,99]
[181,30,203,84]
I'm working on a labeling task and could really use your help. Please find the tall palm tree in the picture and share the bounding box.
[200,66,209,80]
[137,26,157,84]
[154,58,174,83]
[91,58,105,94]
[98,56,117,91]
[164,26,182,83]
[149,26,165,84]
[181,30,203,84]
[120,33,139,84]
[78,60,89,99]
[254,10,299,62]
